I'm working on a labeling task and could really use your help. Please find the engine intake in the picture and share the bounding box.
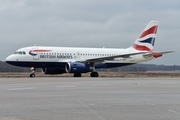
[65,62,92,73]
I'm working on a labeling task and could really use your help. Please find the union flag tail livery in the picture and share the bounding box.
[6,21,173,77]
[132,21,158,51]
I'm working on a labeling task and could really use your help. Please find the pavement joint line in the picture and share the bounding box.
[57,85,75,88]
[160,82,177,85]
[167,110,177,113]
[92,84,112,86]
[8,87,35,91]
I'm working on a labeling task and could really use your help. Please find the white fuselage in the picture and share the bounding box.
[6,46,154,69]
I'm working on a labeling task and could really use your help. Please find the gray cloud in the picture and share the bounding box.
[0,0,179,65]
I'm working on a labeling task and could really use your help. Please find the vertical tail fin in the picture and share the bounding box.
[132,21,158,51]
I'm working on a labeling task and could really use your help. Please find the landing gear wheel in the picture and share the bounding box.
[90,72,99,77]
[74,73,81,77]
[30,73,35,78]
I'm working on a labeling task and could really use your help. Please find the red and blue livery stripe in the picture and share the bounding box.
[29,50,51,56]
[133,25,158,51]
[132,44,151,51]
[139,26,158,38]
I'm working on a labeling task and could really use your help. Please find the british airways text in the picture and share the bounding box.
[40,54,73,59]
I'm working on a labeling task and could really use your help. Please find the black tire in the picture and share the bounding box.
[30,73,35,78]
[90,72,99,77]
[74,73,81,77]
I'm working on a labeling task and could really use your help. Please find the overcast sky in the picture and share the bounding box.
[0,0,179,65]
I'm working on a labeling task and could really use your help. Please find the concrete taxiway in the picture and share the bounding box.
[0,78,180,120]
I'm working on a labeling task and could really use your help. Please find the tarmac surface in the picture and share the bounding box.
[0,77,180,120]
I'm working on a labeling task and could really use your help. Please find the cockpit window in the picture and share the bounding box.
[14,51,26,55]
[14,52,17,54]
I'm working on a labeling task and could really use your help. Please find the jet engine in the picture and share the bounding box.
[65,62,92,73]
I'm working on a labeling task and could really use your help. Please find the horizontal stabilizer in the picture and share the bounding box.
[143,51,174,58]
[153,51,174,55]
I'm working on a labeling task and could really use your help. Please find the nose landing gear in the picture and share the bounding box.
[30,67,36,77]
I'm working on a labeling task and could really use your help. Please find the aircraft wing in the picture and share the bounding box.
[84,52,147,63]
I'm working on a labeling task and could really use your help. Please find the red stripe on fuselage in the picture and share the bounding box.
[139,26,158,38]
[29,50,52,52]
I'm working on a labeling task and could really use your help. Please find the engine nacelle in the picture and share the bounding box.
[42,68,66,74]
[65,62,92,73]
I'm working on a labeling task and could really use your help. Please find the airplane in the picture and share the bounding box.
[5,21,173,77]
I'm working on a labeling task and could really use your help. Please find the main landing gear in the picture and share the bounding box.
[73,72,99,77]
[30,67,36,78]
[90,72,99,77]
[74,73,81,77]
[89,62,98,77]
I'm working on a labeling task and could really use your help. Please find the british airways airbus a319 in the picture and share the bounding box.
[6,21,173,77]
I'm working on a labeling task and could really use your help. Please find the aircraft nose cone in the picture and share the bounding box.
[6,55,11,62]
[5,55,14,64]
